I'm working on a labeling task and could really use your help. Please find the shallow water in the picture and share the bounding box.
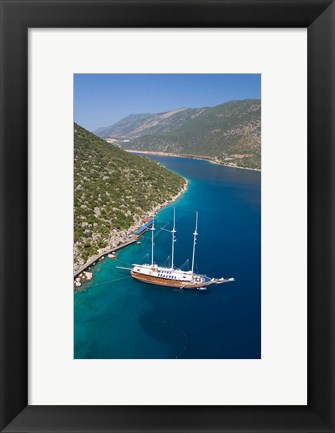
[74,157,261,359]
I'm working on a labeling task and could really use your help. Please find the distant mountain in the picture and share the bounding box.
[74,124,186,270]
[94,108,202,138]
[94,100,261,169]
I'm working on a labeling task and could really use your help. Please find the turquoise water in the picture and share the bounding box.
[74,157,261,359]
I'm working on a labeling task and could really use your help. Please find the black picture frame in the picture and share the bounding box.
[1,1,334,432]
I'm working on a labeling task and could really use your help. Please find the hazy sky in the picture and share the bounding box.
[74,74,261,131]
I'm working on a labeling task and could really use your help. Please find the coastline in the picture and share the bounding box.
[74,177,188,287]
[127,150,261,172]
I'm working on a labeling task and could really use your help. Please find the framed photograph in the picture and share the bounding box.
[1,0,334,432]
[73,73,261,362]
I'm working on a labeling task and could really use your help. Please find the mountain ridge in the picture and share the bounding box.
[94,99,261,169]
[74,124,186,271]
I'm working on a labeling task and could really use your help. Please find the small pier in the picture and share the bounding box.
[74,218,155,279]
[74,235,138,279]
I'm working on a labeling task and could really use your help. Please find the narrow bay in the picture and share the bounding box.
[74,156,261,359]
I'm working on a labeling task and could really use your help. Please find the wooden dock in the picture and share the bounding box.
[73,234,138,279]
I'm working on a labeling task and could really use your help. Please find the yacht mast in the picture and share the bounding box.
[151,215,156,266]
[171,208,176,269]
[191,211,198,274]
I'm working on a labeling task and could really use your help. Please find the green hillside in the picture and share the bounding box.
[95,100,261,170]
[74,124,186,270]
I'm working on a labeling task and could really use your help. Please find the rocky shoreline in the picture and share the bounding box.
[128,150,261,172]
[74,177,188,289]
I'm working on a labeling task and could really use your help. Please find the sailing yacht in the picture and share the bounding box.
[130,210,234,289]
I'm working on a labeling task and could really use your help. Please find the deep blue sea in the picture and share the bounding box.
[74,156,261,359]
